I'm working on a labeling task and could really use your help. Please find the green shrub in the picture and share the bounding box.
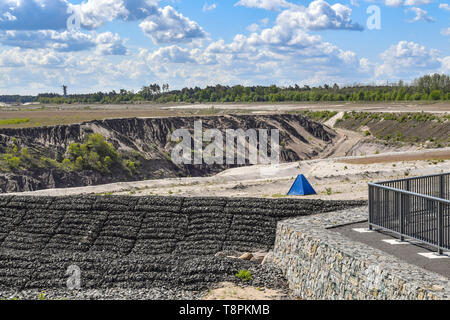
[0,138,45,171]
[66,133,120,173]
[39,157,61,169]
[123,159,138,176]
[430,90,441,101]
[3,154,20,169]
[61,158,74,171]
[235,270,252,282]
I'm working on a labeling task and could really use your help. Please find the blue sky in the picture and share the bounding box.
[0,0,449,95]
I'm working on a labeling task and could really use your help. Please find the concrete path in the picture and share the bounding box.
[331,222,450,279]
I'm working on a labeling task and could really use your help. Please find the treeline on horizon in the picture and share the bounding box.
[1,73,450,105]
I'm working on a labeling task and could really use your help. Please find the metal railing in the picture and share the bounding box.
[368,172,450,254]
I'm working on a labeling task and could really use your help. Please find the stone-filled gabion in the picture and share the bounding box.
[0,195,365,294]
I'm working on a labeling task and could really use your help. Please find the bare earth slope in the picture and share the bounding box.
[0,114,338,193]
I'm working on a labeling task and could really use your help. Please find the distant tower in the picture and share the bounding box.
[62,85,68,97]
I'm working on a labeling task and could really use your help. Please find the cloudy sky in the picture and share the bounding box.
[0,0,449,95]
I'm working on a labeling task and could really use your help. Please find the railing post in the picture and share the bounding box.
[439,175,444,199]
[399,193,404,242]
[438,202,443,255]
[405,180,410,233]
[385,189,389,229]
[368,185,373,230]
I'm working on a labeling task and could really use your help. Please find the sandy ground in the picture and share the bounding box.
[11,148,449,201]
[202,282,289,300]
[164,102,450,113]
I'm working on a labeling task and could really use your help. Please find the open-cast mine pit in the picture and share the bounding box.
[0,195,365,300]
[0,113,337,193]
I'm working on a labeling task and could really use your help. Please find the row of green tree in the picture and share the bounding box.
[2,74,449,104]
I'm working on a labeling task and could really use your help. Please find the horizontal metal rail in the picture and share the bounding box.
[375,172,450,185]
[368,183,450,204]
[369,172,450,255]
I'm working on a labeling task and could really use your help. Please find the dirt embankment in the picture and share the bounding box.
[335,112,450,149]
[0,114,337,193]
[0,195,365,298]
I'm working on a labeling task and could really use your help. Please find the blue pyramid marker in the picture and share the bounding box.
[287,174,317,196]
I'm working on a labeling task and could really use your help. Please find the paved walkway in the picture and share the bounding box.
[330,221,450,279]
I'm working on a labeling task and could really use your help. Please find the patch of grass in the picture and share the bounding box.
[37,292,47,300]
[98,192,113,196]
[235,270,252,282]
[271,193,287,198]
[300,110,338,122]
[0,118,30,125]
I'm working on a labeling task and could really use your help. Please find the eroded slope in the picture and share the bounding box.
[0,114,337,193]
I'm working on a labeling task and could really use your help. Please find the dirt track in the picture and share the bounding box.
[339,149,450,164]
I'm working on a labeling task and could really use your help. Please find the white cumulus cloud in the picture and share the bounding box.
[385,0,432,6]
[439,3,450,11]
[95,32,129,56]
[74,0,159,30]
[202,2,217,12]
[441,56,450,72]
[139,6,207,44]
[403,0,432,5]
[385,0,404,7]
[0,0,69,30]
[274,1,363,32]
[0,0,207,53]
[0,47,66,68]
[376,41,441,79]
[405,7,435,23]
[0,29,128,55]
[234,0,296,11]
